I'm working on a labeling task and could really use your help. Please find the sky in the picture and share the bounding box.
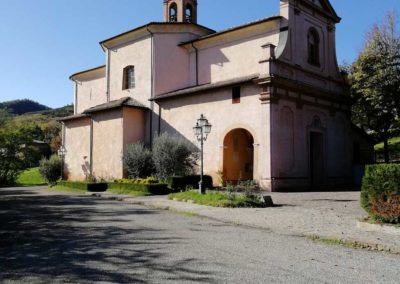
[0,0,399,108]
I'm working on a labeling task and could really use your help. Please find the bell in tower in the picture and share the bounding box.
[164,0,197,24]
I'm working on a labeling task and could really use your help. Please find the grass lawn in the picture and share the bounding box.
[16,168,46,186]
[50,185,87,194]
[168,191,266,208]
[107,187,151,197]
[375,136,400,153]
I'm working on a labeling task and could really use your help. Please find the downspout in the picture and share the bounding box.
[146,26,155,146]
[104,45,111,103]
[73,81,78,114]
[89,118,94,177]
[191,43,199,85]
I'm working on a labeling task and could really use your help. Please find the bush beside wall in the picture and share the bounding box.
[360,164,400,224]
[57,181,108,192]
[167,175,213,191]
[107,182,170,195]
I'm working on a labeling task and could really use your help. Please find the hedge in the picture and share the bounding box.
[360,164,400,224]
[57,181,108,192]
[107,182,170,195]
[167,175,213,191]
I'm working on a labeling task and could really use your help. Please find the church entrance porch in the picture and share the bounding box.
[223,129,254,184]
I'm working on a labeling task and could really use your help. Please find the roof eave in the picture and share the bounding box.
[179,16,282,47]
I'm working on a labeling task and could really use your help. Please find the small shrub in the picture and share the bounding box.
[360,164,400,224]
[107,182,170,195]
[123,142,154,178]
[57,181,107,192]
[39,155,62,185]
[152,133,199,180]
[167,175,213,191]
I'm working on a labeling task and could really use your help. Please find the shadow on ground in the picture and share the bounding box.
[0,188,215,283]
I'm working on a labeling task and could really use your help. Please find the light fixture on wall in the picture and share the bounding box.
[193,114,212,194]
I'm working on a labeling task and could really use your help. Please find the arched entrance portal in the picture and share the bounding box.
[223,129,254,184]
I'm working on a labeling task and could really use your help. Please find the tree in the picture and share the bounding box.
[0,124,38,185]
[123,142,154,178]
[349,12,400,162]
[152,133,199,180]
[0,108,11,128]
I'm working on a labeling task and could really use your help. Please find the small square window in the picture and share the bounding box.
[232,86,241,104]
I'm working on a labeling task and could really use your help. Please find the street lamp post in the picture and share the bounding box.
[193,114,212,194]
[58,146,66,180]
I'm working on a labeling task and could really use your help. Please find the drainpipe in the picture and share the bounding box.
[191,43,199,85]
[146,26,155,146]
[89,118,93,177]
[104,46,111,103]
[73,81,78,114]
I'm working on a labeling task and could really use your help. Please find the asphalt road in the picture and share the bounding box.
[0,187,399,284]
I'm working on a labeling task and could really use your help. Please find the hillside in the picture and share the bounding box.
[0,99,51,115]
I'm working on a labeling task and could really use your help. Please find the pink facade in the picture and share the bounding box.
[61,0,374,191]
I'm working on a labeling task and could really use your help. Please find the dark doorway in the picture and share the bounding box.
[310,132,324,187]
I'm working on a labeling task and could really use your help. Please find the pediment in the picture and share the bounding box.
[302,0,340,22]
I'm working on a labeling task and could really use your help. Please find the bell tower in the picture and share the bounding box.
[164,0,198,24]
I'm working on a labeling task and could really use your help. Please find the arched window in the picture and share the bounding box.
[185,4,193,23]
[122,66,135,90]
[307,28,320,66]
[169,3,177,22]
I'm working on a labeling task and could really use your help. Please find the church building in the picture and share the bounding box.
[61,0,374,191]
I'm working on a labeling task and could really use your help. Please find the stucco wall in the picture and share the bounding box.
[192,26,280,85]
[76,76,107,114]
[158,83,271,188]
[92,110,124,179]
[154,33,195,95]
[108,37,152,108]
[123,107,147,150]
[63,118,91,181]
[270,98,353,189]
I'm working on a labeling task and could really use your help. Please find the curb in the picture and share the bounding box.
[357,221,400,236]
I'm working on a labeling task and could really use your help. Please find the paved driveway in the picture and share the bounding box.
[0,187,399,283]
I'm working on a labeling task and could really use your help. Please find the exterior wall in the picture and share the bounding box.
[192,27,280,85]
[270,98,353,189]
[158,83,272,188]
[92,110,124,179]
[76,75,107,114]
[108,37,152,108]
[274,0,346,101]
[63,118,91,181]
[123,108,147,150]
[154,33,197,95]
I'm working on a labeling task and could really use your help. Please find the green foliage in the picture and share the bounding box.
[39,155,62,186]
[152,133,199,180]
[0,99,50,115]
[0,108,11,127]
[16,168,46,186]
[57,181,108,192]
[0,124,39,185]
[167,175,213,191]
[107,182,170,195]
[168,191,266,208]
[113,177,160,184]
[123,142,154,178]
[375,136,400,162]
[361,164,400,223]
[348,13,400,162]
